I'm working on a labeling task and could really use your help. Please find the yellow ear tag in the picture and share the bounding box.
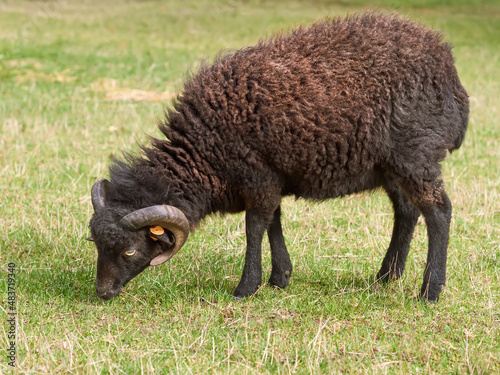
[150,226,164,241]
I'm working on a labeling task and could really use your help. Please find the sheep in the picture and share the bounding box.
[88,13,469,302]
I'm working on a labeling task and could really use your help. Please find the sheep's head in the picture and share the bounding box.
[88,179,189,300]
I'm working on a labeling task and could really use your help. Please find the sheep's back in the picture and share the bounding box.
[165,13,467,199]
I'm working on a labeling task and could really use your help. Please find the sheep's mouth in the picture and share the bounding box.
[96,275,130,301]
[96,285,122,300]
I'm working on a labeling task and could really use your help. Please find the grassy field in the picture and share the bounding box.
[1,0,499,373]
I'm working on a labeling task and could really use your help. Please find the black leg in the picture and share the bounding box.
[417,190,451,302]
[267,206,293,289]
[233,209,268,299]
[394,176,452,303]
[377,178,420,282]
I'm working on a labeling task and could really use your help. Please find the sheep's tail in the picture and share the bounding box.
[448,78,469,153]
[450,115,468,152]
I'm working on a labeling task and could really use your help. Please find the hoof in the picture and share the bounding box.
[376,267,403,283]
[269,269,291,289]
[419,283,443,303]
[233,282,260,300]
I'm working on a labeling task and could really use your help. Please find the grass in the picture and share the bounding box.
[1,0,499,373]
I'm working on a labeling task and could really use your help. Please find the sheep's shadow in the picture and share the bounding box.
[24,261,406,306]
[297,272,377,296]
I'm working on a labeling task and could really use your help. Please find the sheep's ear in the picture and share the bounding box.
[149,226,174,246]
[86,236,94,242]
[91,179,110,212]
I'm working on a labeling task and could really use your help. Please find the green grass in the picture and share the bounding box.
[1,0,499,373]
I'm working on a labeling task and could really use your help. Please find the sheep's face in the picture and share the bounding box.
[89,208,175,300]
[89,179,190,300]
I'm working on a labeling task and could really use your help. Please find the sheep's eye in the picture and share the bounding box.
[124,249,137,257]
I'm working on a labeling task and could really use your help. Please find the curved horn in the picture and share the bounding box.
[91,179,109,212]
[120,205,190,266]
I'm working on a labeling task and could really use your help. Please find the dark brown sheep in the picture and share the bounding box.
[89,13,469,302]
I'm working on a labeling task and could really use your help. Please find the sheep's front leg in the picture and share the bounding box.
[233,210,267,299]
[268,206,292,289]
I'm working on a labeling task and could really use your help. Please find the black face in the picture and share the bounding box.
[89,208,174,300]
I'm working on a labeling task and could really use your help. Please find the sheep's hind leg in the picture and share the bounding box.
[403,180,452,302]
[377,178,420,282]
[268,206,293,289]
[416,186,451,302]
